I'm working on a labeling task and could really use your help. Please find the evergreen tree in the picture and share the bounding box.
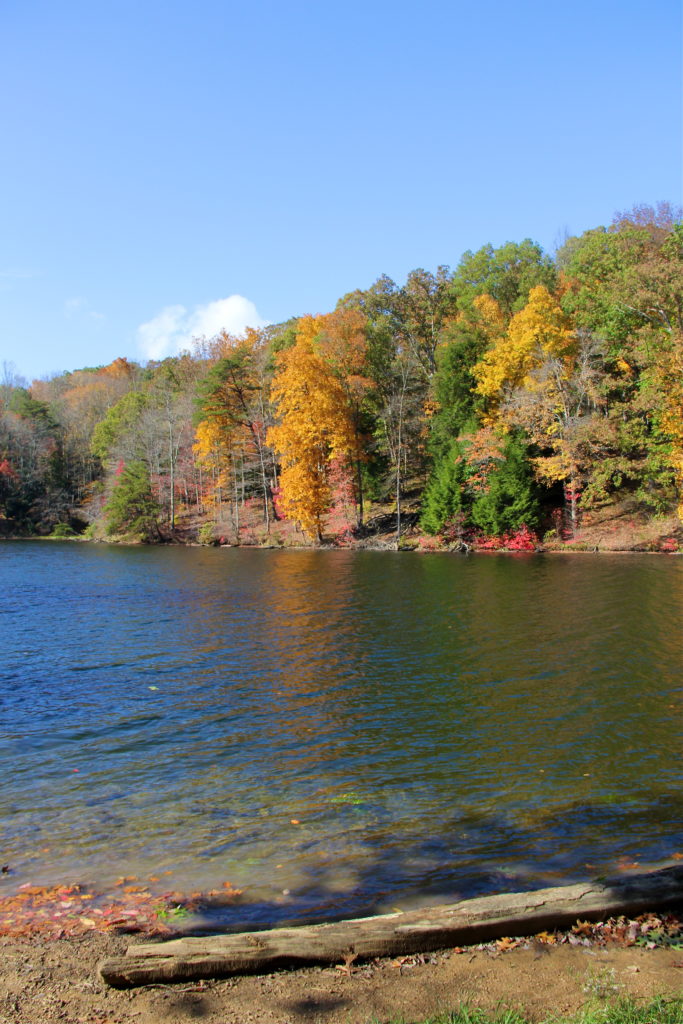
[469,433,539,536]
[104,461,160,541]
[420,438,471,534]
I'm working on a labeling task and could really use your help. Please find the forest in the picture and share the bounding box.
[2,203,682,552]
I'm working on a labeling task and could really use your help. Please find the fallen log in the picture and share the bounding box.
[99,864,683,988]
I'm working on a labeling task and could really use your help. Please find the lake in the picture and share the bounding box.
[1,542,682,929]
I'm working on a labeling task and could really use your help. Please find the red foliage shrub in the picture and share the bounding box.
[474,524,538,552]
[417,535,442,551]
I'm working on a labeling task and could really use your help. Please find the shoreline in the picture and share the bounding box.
[3,865,682,946]
[2,871,683,1022]
[99,865,683,987]
[1,533,681,555]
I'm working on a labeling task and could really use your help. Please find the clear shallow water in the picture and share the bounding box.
[1,542,683,929]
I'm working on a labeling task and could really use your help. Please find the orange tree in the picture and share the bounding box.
[267,316,357,541]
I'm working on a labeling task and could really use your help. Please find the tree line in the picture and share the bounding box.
[2,202,682,548]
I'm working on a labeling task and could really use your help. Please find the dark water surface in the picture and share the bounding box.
[1,542,682,928]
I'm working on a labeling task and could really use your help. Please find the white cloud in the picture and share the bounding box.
[137,304,188,361]
[136,295,267,361]
[64,297,105,322]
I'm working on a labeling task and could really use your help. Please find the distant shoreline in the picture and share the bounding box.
[1,533,680,555]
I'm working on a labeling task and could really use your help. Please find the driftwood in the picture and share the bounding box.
[99,864,683,988]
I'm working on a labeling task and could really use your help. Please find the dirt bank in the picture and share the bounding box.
[2,923,683,1024]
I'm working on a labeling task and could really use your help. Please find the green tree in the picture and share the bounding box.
[428,294,506,460]
[558,209,683,517]
[451,239,556,319]
[91,391,148,460]
[104,461,160,541]
[421,430,539,537]
[420,437,470,534]
[469,432,540,536]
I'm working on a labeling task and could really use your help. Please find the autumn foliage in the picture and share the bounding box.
[267,317,359,540]
[2,204,683,545]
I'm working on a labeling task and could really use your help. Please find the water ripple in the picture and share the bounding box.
[1,543,682,925]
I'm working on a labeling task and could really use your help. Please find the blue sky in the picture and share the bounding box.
[1,0,681,381]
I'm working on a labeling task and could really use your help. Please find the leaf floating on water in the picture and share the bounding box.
[215,881,242,898]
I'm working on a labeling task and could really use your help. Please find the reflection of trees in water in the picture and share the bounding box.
[9,547,683,922]
[254,550,372,783]
[412,554,683,800]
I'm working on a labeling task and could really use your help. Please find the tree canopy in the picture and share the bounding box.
[3,204,681,547]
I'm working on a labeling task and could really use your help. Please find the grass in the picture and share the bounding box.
[382,997,683,1023]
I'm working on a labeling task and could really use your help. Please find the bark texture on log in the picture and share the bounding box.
[99,864,683,988]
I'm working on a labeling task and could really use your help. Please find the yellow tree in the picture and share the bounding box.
[192,416,234,510]
[194,327,275,532]
[314,307,372,526]
[267,316,357,541]
[473,285,574,423]
[470,293,507,338]
[474,285,606,533]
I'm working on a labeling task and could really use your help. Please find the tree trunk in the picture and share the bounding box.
[168,421,175,530]
[355,457,364,529]
[99,865,683,989]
